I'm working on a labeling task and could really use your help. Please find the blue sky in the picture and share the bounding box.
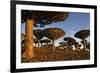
[21,12,90,46]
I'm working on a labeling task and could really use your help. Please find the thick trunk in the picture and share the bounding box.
[52,40,55,50]
[75,44,78,50]
[46,42,48,47]
[83,39,86,50]
[74,45,77,50]
[23,19,35,61]
[38,40,41,48]
[34,43,36,47]
[41,43,43,47]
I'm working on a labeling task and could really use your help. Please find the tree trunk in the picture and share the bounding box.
[38,40,41,48]
[23,19,35,61]
[34,43,36,47]
[83,39,86,50]
[46,42,48,47]
[41,43,43,47]
[75,44,78,50]
[52,40,55,50]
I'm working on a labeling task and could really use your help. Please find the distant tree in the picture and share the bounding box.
[64,37,76,50]
[21,33,25,40]
[86,42,90,50]
[74,30,90,50]
[21,33,25,46]
[40,39,51,47]
[74,42,79,50]
[59,41,67,46]
[21,33,26,54]
[77,44,82,50]
[33,29,44,48]
[81,40,87,44]
[21,39,26,54]
[81,40,88,49]
[21,10,69,60]
[43,28,65,50]
[59,41,68,50]
[34,38,38,47]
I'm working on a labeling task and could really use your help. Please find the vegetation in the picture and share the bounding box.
[33,29,44,48]
[64,37,76,50]
[43,28,65,50]
[21,10,69,61]
[40,39,51,47]
[21,10,90,63]
[21,29,90,62]
[74,30,90,50]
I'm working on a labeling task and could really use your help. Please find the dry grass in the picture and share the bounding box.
[21,47,90,63]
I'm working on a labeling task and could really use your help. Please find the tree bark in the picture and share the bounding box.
[52,40,55,50]
[83,39,86,50]
[23,19,35,61]
[46,42,48,47]
[38,40,41,48]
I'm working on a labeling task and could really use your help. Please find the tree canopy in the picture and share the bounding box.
[74,30,90,50]
[74,30,90,40]
[43,28,65,41]
[34,38,38,43]
[64,37,76,45]
[43,28,65,50]
[21,10,69,26]
[86,42,90,49]
[81,40,87,45]
[33,29,44,40]
[21,10,69,60]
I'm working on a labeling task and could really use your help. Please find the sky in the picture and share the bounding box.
[21,12,90,46]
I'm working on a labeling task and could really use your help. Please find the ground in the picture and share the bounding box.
[21,47,90,63]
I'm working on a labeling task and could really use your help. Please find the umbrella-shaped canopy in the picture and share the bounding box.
[21,10,69,26]
[43,28,65,40]
[33,29,44,40]
[74,30,90,40]
[64,37,76,45]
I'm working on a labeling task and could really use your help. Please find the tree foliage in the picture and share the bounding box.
[21,33,25,40]
[21,10,69,26]
[74,30,90,50]
[74,30,90,40]
[86,42,90,49]
[21,10,69,61]
[43,28,65,41]
[81,40,88,45]
[34,38,38,43]
[64,37,76,46]
[33,29,44,40]
[43,28,65,50]
[33,29,44,48]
